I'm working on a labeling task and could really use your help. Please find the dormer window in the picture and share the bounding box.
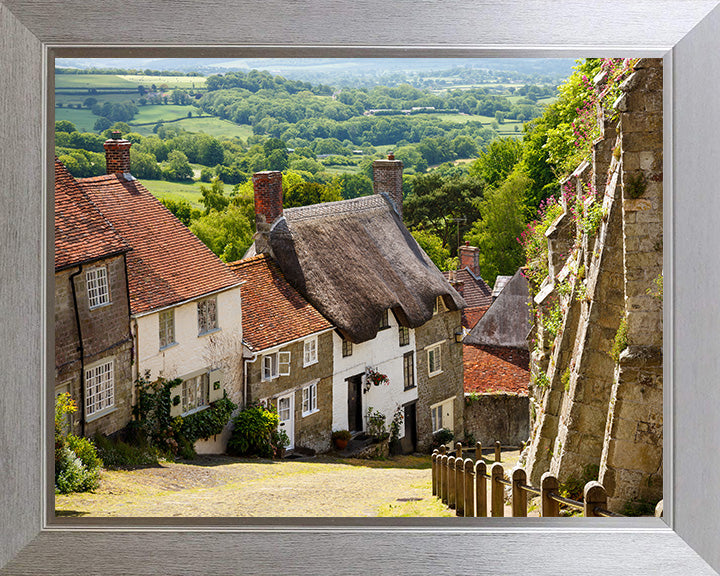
[433,296,445,315]
[379,309,390,330]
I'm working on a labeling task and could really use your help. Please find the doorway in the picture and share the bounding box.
[347,374,363,433]
[277,392,294,450]
[402,402,417,453]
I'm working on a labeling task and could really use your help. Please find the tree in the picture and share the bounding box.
[55,120,77,133]
[190,205,254,263]
[199,177,230,213]
[410,229,455,271]
[83,97,97,109]
[93,117,113,132]
[267,148,289,172]
[464,170,529,286]
[162,150,193,182]
[129,149,161,180]
[404,173,483,253]
[340,173,373,200]
[284,180,342,209]
[160,198,202,226]
[469,137,523,188]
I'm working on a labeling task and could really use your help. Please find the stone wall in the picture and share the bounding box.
[523,59,663,512]
[247,330,334,453]
[463,393,529,446]
[414,306,464,451]
[55,254,134,437]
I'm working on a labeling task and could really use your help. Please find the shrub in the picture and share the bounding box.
[431,428,454,449]
[93,433,160,469]
[227,404,280,458]
[55,446,99,494]
[331,430,351,442]
[66,434,103,471]
[366,407,389,441]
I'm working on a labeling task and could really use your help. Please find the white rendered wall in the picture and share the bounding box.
[134,287,243,453]
[332,312,418,435]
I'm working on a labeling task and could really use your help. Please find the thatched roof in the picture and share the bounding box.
[263,194,464,344]
[464,268,531,349]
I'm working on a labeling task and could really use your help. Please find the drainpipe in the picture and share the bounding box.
[69,265,86,436]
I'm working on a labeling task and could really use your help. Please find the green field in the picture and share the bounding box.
[119,75,206,89]
[130,116,253,139]
[140,179,205,208]
[55,74,139,89]
[54,107,98,132]
[130,105,200,124]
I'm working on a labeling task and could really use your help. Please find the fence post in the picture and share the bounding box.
[440,454,448,504]
[431,450,438,496]
[455,457,464,516]
[494,440,502,462]
[464,458,475,517]
[455,441,463,459]
[490,462,505,517]
[475,441,482,462]
[583,481,607,517]
[512,468,528,517]
[541,472,560,517]
[475,460,487,517]
[448,456,456,509]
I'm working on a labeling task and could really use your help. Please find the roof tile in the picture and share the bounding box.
[77,174,241,315]
[464,344,530,395]
[228,255,332,351]
[55,159,130,271]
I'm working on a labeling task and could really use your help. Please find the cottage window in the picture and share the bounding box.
[85,360,114,418]
[159,309,175,349]
[197,296,218,335]
[379,309,390,329]
[431,398,455,433]
[427,343,442,376]
[181,372,209,414]
[303,336,318,367]
[86,266,110,309]
[342,338,353,357]
[403,351,415,390]
[399,326,410,346]
[262,351,291,381]
[302,382,318,416]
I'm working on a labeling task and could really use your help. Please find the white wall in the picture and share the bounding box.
[134,287,243,453]
[332,312,418,435]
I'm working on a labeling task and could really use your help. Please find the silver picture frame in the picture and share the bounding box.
[1,1,720,573]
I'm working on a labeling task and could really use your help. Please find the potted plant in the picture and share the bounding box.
[332,429,351,450]
[364,367,390,393]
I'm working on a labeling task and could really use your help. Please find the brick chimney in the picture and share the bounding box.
[373,153,404,218]
[252,171,283,255]
[103,131,132,176]
[459,241,480,277]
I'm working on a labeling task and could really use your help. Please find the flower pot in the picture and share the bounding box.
[334,438,349,450]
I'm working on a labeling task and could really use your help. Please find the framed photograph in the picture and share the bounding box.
[2,1,720,574]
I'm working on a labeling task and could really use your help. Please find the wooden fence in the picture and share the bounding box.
[431,442,622,518]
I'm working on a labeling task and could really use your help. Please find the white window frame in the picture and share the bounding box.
[197,296,218,335]
[427,343,443,377]
[430,397,455,433]
[302,382,319,416]
[159,308,175,350]
[85,359,114,420]
[86,266,110,309]
[262,351,291,381]
[303,336,318,367]
[181,372,210,415]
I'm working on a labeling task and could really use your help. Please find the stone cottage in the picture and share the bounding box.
[462,268,531,446]
[245,157,465,451]
[228,254,335,453]
[75,133,244,453]
[54,158,133,437]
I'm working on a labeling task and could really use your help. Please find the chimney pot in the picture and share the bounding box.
[387,152,395,160]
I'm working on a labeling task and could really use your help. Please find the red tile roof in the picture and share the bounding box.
[55,159,130,271]
[228,254,333,351]
[77,174,241,315]
[464,344,530,395]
